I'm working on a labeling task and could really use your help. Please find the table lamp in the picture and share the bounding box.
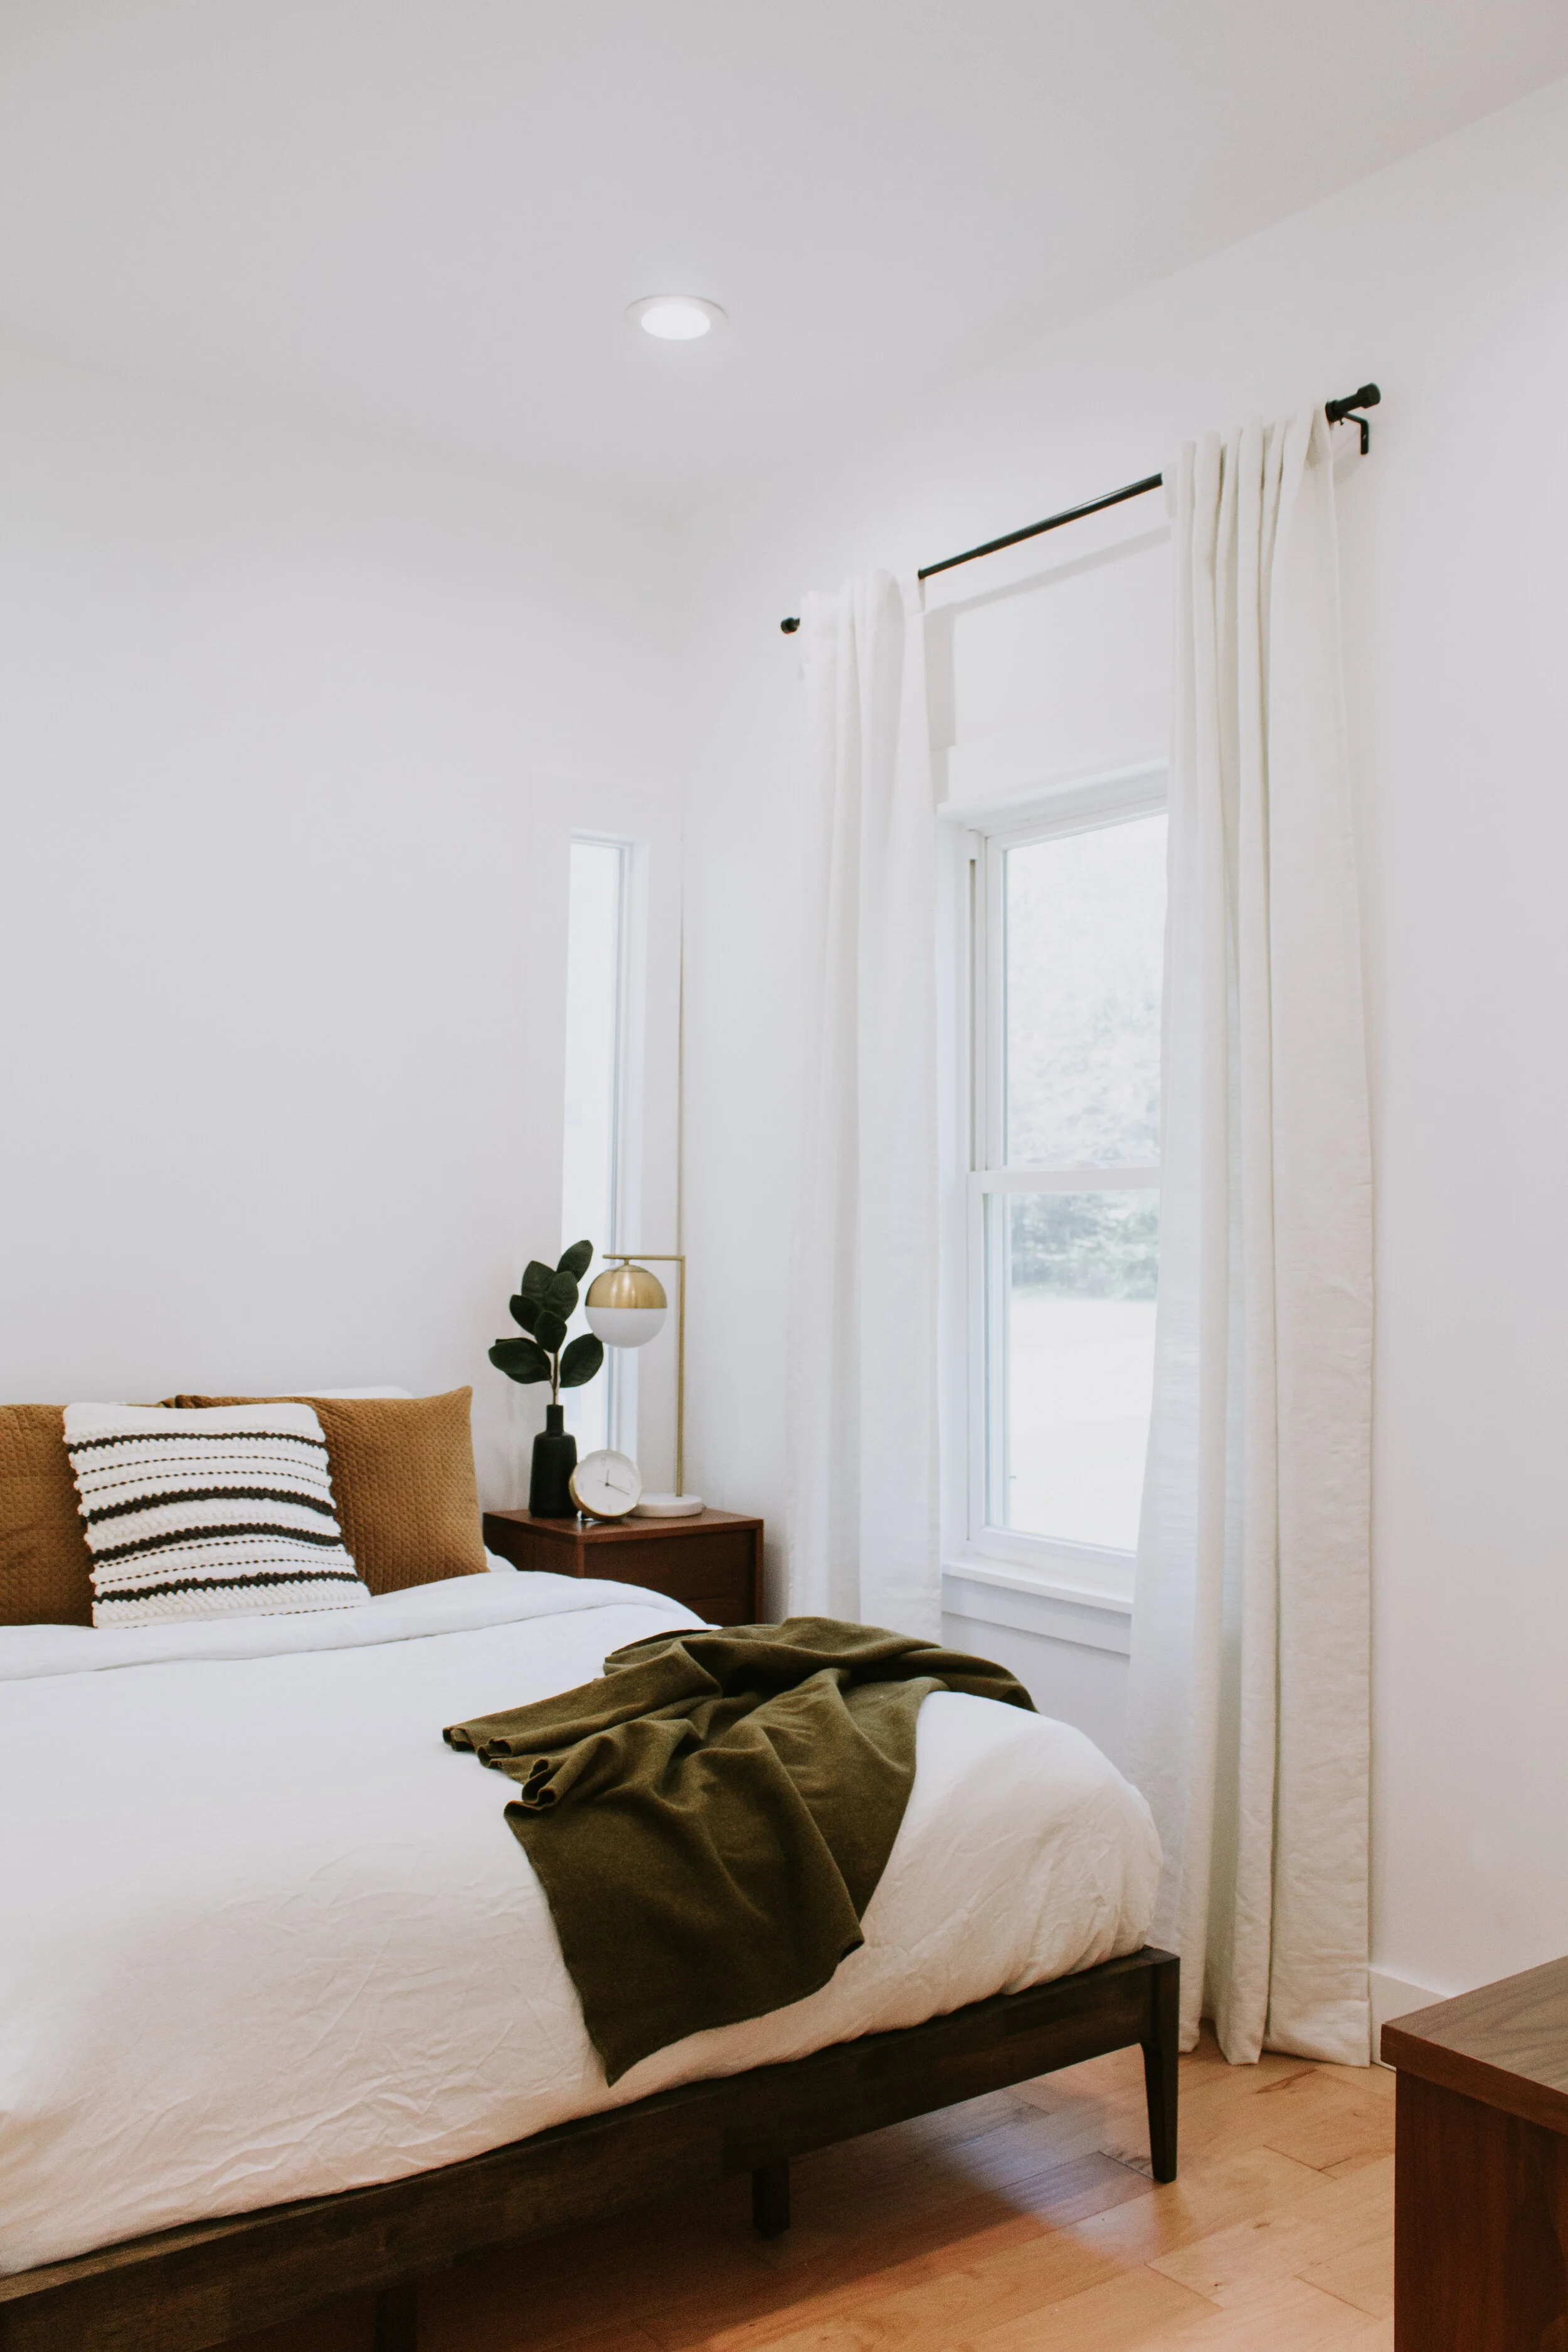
[584,1254,701,1517]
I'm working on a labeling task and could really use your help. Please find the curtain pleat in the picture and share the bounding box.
[1128,413,1373,2065]
[787,573,941,1638]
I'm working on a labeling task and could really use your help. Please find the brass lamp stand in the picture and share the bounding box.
[584,1253,697,1515]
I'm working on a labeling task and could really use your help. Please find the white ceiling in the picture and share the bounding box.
[1,0,1564,508]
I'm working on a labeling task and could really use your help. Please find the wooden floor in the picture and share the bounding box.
[236,2032,1395,2352]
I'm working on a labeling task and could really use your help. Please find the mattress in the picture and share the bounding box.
[0,1571,1159,2274]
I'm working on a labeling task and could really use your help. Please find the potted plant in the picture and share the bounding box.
[489,1241,605,1515]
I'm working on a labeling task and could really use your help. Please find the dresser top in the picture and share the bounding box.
[1381,1954,1568,2137]
[484,1507,761,1544]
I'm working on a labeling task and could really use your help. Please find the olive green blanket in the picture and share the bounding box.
[444,1616,1034,2083]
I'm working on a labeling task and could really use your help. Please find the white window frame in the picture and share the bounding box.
[940,761,1167,1606]
[566,830,649,1461]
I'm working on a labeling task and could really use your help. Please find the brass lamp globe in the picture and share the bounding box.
[584,1261,667,1348]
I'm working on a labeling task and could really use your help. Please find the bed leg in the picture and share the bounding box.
[1141,1952,1180,2183]
[374,2280,420,2352]
[752,2157,791,2238]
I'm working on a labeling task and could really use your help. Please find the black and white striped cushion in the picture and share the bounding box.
[63,1401,371,1627]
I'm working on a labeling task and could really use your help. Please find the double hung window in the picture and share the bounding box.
[956,775,1167,1601]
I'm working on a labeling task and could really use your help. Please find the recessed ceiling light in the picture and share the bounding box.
[627,295,727,341]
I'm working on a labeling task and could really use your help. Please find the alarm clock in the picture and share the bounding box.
[568,1449,644,1521]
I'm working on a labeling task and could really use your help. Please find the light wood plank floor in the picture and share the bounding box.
[238,2032,1394,2352]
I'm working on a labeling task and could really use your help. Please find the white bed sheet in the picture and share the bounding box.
[0,1572,1158,2273]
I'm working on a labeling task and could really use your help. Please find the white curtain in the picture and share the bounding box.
[1126,411,1373,2066]
[787,571,942,1639]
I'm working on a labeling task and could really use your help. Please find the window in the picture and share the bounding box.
[954,773,1166,1601]
[560,836,642,1458]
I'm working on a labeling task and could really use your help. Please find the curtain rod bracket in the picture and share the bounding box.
[1323,381,1381,456]
[778,379,1380,630]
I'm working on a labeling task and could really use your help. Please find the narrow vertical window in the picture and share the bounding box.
[561,837,633,1457]
[963,783,1166,1596]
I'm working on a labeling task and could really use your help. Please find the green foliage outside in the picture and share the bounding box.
[1001,815,1165,1303]
[1005,1190,1160,1300]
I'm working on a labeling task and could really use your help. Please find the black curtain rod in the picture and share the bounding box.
[779,383,1380,633]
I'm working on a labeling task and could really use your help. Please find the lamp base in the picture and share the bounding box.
[630,1493,704,1518]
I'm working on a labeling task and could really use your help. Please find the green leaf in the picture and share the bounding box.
[521,1261,554,1311]
[532,1309,568,1355]
[489,1336,553,1385]
[557,1239,594,1282]
[544,1268,579,1320]
[508,1292,538,1332]
[558,1333,605,1389]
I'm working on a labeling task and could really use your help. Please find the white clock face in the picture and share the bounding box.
[568,1449,644,1520]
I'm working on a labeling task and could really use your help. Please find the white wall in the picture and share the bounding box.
[0,344,684,1505]
[679,75,1568,2008]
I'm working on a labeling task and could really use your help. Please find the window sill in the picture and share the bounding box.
[941,1560,1133,1657]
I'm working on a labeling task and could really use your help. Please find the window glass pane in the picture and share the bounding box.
[1004,813,1166,1167]
[985,1189,1158,1552]
[560,841,625,1454]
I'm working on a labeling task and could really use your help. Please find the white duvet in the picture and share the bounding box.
[0,1572,1158,2274]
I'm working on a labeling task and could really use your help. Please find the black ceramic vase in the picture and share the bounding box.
[528,1403,578,1517]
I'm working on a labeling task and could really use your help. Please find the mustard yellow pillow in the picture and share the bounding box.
[0,1405,95,1626]
[165,1389,487,1597]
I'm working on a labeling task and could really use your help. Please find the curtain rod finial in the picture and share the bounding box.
[1325,381,1380,454]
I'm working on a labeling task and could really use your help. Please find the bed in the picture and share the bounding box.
[0,1565,1174,2349]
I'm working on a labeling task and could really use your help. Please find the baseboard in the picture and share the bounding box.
[1370,1967,1451,2065]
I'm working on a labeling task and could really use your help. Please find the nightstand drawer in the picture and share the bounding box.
[482,1507,765,1621]
[684,1591,753,1627]
[598,1531,754,1605]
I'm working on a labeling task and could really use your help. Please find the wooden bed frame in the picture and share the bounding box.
[0,1945,1177,2352]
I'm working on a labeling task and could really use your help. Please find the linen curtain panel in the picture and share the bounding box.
[788,571,942,1639]
[1127,411,1373,2067]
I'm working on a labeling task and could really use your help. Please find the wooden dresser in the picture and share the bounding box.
[1382,1954,1568,2348]
[482,1507,765,1627]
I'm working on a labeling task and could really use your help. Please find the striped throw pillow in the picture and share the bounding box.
[63,1401,371,1627]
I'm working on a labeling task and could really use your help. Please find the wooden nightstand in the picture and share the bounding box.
[1382,1955,1568,2346]
[482,1507,765,1626]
